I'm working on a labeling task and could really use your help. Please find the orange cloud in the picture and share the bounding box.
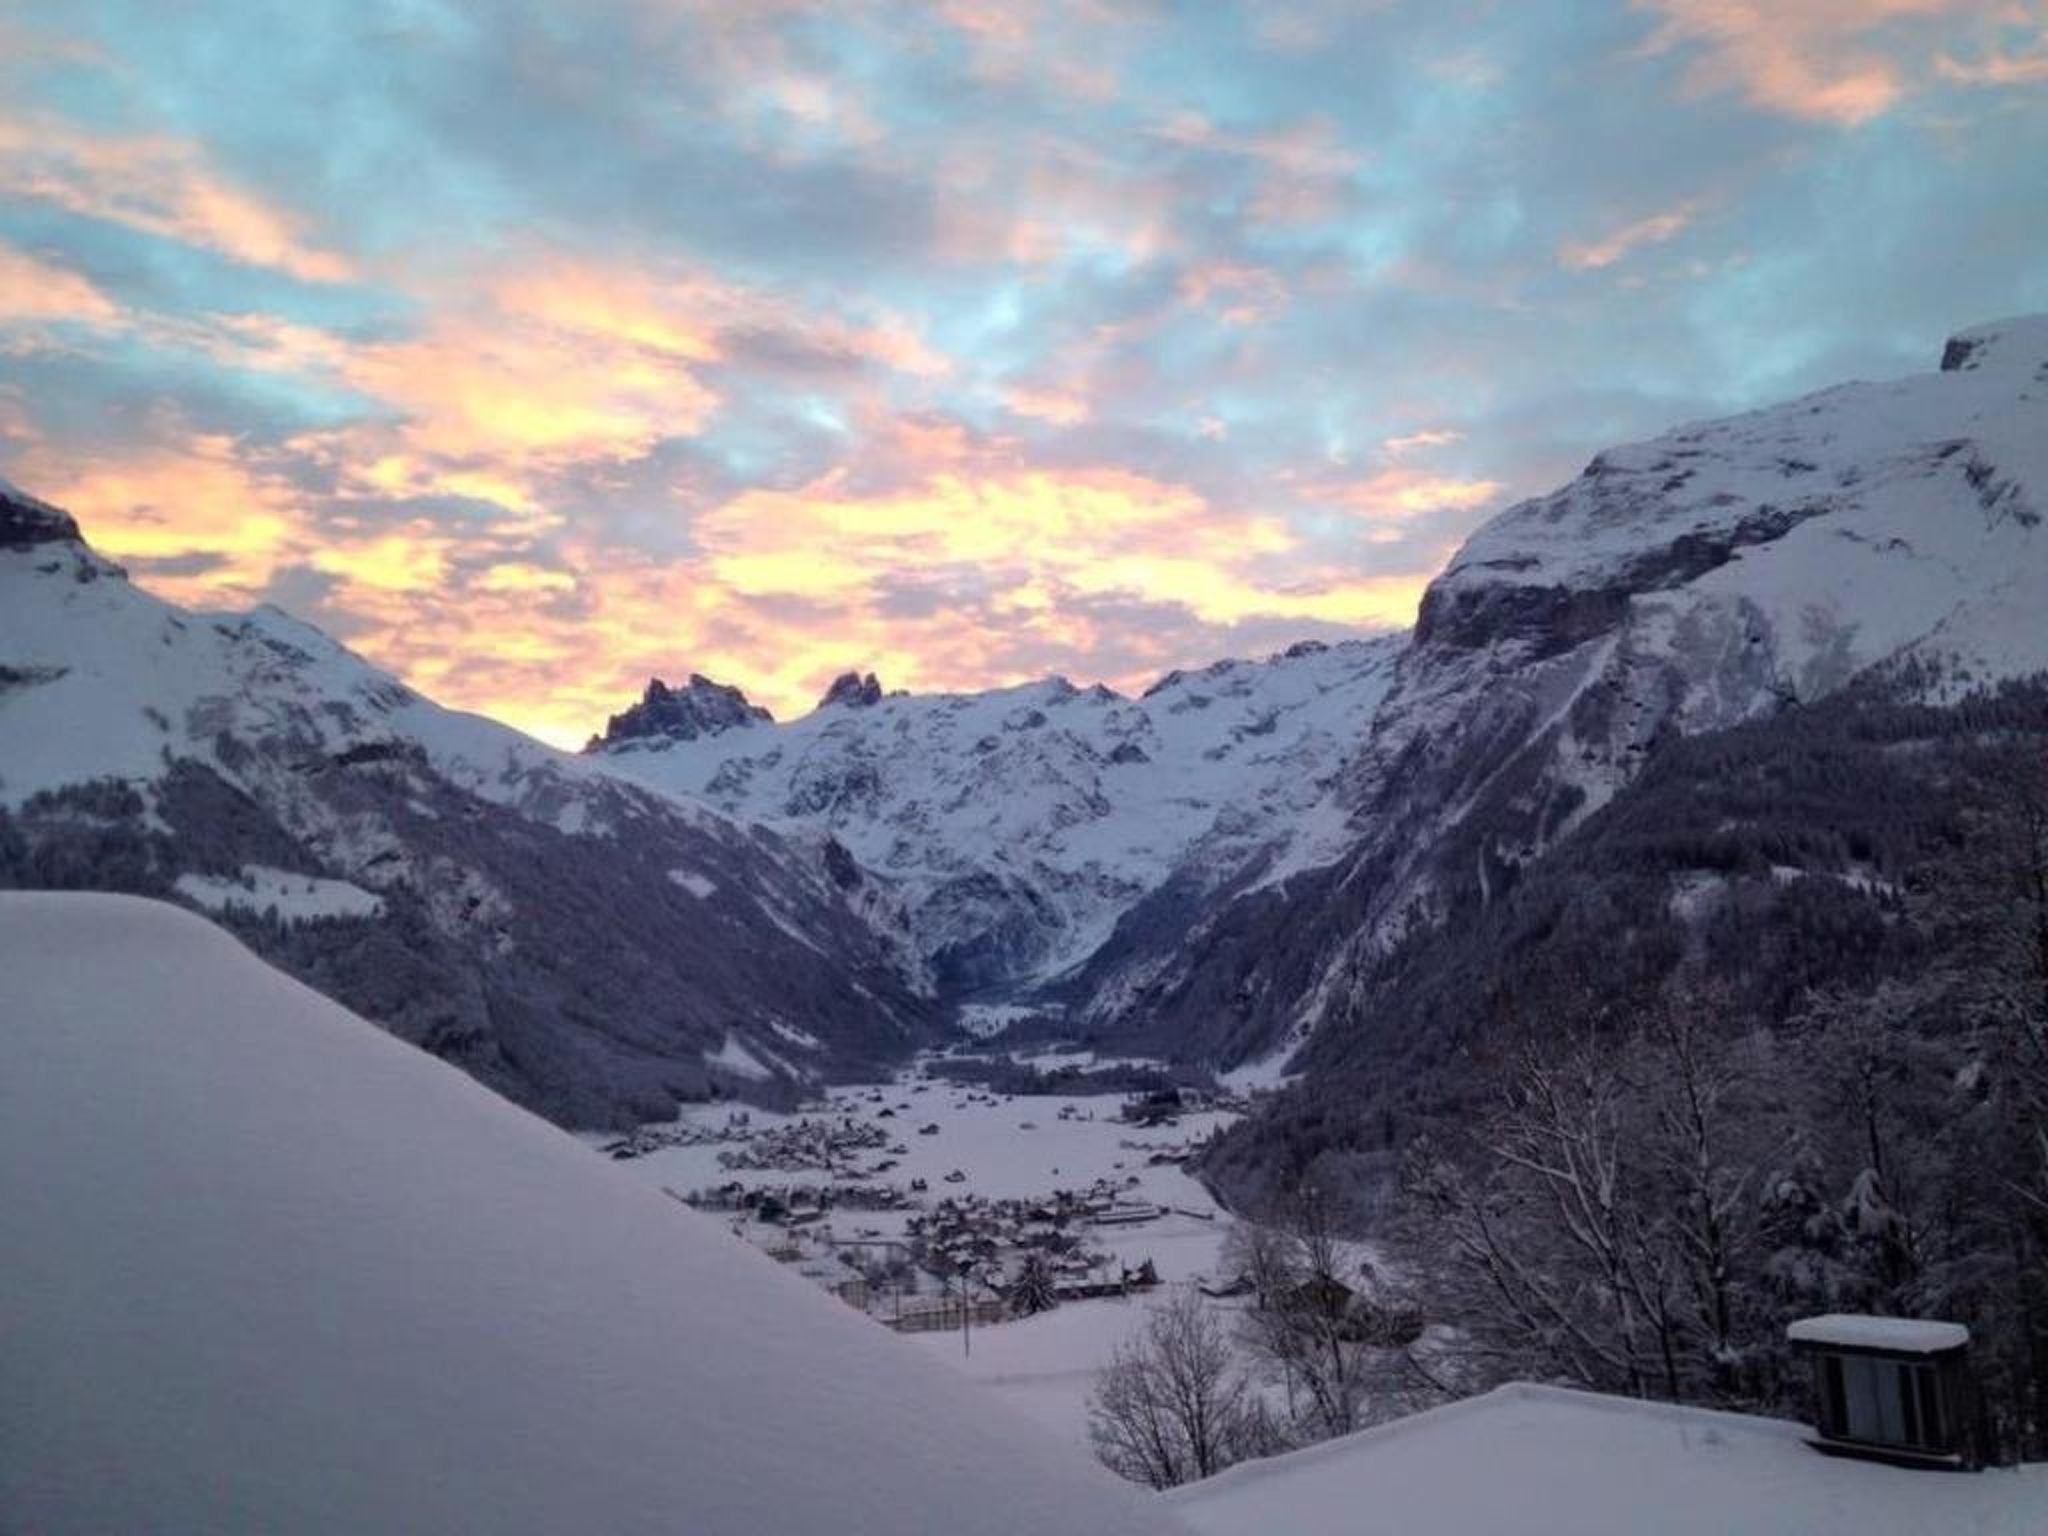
[1558,202,1699,271]
[1632,0,2000,125]
[1303,467,1504,536]
[33,424,1448,751]
[203,255,949,514]
[0,113,354,282]
[15,432,303,598]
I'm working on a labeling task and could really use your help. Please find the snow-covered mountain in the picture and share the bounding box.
[585,639,1402,1003]
[1065,315,2048,1070]
[9,315,2042,1135]
[0,892,1180,1536]
[0,488,932,1125]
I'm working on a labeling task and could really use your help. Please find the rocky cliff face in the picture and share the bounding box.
[0,491,934,1126]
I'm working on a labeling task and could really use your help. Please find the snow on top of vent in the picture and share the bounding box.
[1785,1314,1970,1354]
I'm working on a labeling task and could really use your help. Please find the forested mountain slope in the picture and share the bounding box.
[0,487,932,1127]
[1068,315,2048,1072]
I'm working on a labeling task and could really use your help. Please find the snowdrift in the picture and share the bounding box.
[0,893,1180,1535]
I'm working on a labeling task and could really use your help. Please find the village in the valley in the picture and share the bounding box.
[600,1057,1256,1372]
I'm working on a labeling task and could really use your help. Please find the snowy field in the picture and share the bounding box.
[600,1061,1244,1449]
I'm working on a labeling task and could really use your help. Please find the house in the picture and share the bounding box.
[1089,1201,1161,1226]
[1786,1314,1985,1468]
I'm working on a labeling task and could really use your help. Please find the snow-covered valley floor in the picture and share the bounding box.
[597,1058,1244,1451]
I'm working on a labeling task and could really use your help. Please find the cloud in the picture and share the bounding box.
[1380,429,1464,457]
[0,242,122,330]
[1631,0,2017,125]
[14,431,303,596]
[1003,386,1090,425]
[1558,202,1699,270]
[0,0,2041,750]
[1294,467,1504,542]
[0,113,354,282]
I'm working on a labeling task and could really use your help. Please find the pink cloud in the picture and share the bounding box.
[0,242,123,331]
[1558,201,1700,271]
[0,113,355,282]
[1632,0,2012,125]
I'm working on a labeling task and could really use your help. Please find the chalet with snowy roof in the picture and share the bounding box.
[1786,1314,1986,1469]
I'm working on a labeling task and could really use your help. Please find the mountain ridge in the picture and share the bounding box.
[5,314,2043,1139]
[0,498,934,1126]
[1062,314,2048,1086]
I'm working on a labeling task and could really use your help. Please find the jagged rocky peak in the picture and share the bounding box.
[819,670,884,709]
[0,480,85,549]
[585,672,771,752]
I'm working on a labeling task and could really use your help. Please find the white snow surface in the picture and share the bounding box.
[705,1031,775,1081]
[1439,314,2048,705]
[1786,1314,1971,1354]
[1169,1382,2046,1536]
[593,638,1403,986]
[0,893,1184,1536]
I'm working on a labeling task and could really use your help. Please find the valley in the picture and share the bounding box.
[600,1053,1254,1450]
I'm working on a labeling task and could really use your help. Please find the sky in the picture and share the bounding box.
[1,2,2044,748]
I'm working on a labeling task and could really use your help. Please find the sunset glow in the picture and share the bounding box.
[3,2,2043,746]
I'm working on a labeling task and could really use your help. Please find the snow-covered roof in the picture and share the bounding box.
[1785,1314,1971,1354]
[0,893,1181,1536]
[1167,1383,2044,1536]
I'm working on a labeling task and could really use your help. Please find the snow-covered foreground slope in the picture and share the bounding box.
[589,640,1401,999]
[0,893,1182,1536]
[1169,1383,2046,1536]
[1072,315,2048,1071]
[0,491,931,1123]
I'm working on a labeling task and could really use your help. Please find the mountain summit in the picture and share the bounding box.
[584,673,772,751]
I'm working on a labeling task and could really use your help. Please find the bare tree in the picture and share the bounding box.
[1404,1037,1687,1399]
[1087,1288,1264,1488]
[1640,995,1775,1397]
[1225,1184,1376,1439]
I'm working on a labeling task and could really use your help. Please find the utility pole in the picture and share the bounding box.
[957,1267,973,1358]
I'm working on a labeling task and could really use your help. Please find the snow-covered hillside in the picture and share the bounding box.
[1169,1383,2046,1536]
[0,490,933,1123]
[589,640,1402,1000]
[0,892,1183,1536]
[1067,315,2048,1069]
